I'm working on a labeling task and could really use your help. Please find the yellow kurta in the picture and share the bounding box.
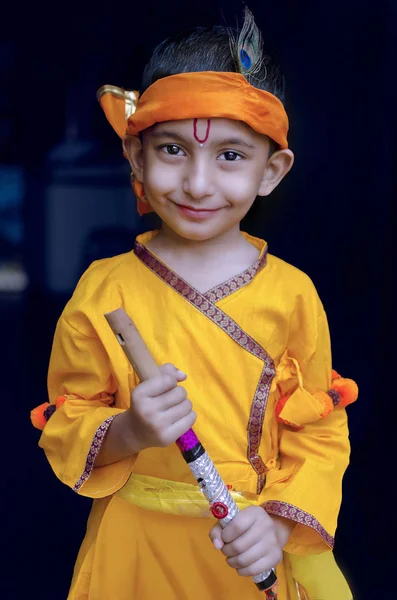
[39,231,353,600]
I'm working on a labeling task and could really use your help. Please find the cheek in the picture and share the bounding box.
[220,167,263,202]
[142,152,180,197]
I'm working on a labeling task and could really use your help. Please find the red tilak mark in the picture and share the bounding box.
[193,118,211,145]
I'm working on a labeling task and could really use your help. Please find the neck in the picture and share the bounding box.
[144,222,261,294]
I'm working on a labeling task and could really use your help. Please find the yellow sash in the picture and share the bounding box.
[115,473,254,517]
[115,474,353,599]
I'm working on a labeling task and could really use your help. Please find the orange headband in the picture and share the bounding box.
[98,71,289,214]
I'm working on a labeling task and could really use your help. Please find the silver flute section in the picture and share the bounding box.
[188,451,274,587]
[188,451,238,526]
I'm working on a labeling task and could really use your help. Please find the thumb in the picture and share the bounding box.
[159,363,187,382]
[176,369,187,382]
[209,523,224,550]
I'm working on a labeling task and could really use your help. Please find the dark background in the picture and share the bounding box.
[1,1,395,598]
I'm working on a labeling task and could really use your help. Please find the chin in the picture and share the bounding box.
[173,225,218,242]
[157,212,220,240]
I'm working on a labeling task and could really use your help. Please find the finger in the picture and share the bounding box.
[166,411,197,443]
[226,541,265,569]
[209,524,224,550]
[221,506,273,545]
[221,525,263,557]
[221,513,256,545]
[163,398,193,423]
[136,373,179,398]
[159,363,187,381]
[236,553,281,578]
[155,386,188,412]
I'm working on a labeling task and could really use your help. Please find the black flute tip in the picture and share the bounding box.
[180,442,206,463]
[255,570,277,591]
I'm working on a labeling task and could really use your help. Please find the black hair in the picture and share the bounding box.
[140,24,285,105]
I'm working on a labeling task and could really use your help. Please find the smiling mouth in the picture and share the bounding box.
[174,203,224,220]
[176,203,222,212]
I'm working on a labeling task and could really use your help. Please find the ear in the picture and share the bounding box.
[257,149,294,196]
[122,134,144,182]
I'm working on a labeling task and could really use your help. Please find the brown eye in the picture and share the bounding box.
[166,145,181,155]
[222,151,240,161]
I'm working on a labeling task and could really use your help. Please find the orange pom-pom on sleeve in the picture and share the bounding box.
[30,402,51,431]
[30,396,68,431]
[330,376,358,408]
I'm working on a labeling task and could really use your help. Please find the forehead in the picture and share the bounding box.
[147,118,268,145]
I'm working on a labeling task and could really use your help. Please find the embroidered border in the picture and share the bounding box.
[249,363,276,492]
[263,500,335,548]
[73,416,116,493]
[204,246,268,303]
[135,242,275,493]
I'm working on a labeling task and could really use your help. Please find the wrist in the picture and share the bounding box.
[115,411,144,455]
[94,410,142,468]
[268,513,296,548]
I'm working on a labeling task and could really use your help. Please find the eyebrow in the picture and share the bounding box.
[149,129,256,149]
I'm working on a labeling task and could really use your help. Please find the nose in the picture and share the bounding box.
[182,156,214,201]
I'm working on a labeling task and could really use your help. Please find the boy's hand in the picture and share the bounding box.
[209,506,291,577]
[127,363,196,452]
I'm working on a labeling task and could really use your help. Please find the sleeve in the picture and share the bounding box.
[258,293,355,556]
[38,315,136,499]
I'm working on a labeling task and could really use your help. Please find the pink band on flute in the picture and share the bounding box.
[176,429,200,452]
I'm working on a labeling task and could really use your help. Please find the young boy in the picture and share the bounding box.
[31,8,357,599]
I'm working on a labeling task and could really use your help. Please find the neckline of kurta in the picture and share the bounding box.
[133,229,274,494]
[133,230,268,303]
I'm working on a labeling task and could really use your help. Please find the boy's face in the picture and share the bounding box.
[128,117,292,242]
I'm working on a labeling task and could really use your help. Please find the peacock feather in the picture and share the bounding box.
[229,6,266,83]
